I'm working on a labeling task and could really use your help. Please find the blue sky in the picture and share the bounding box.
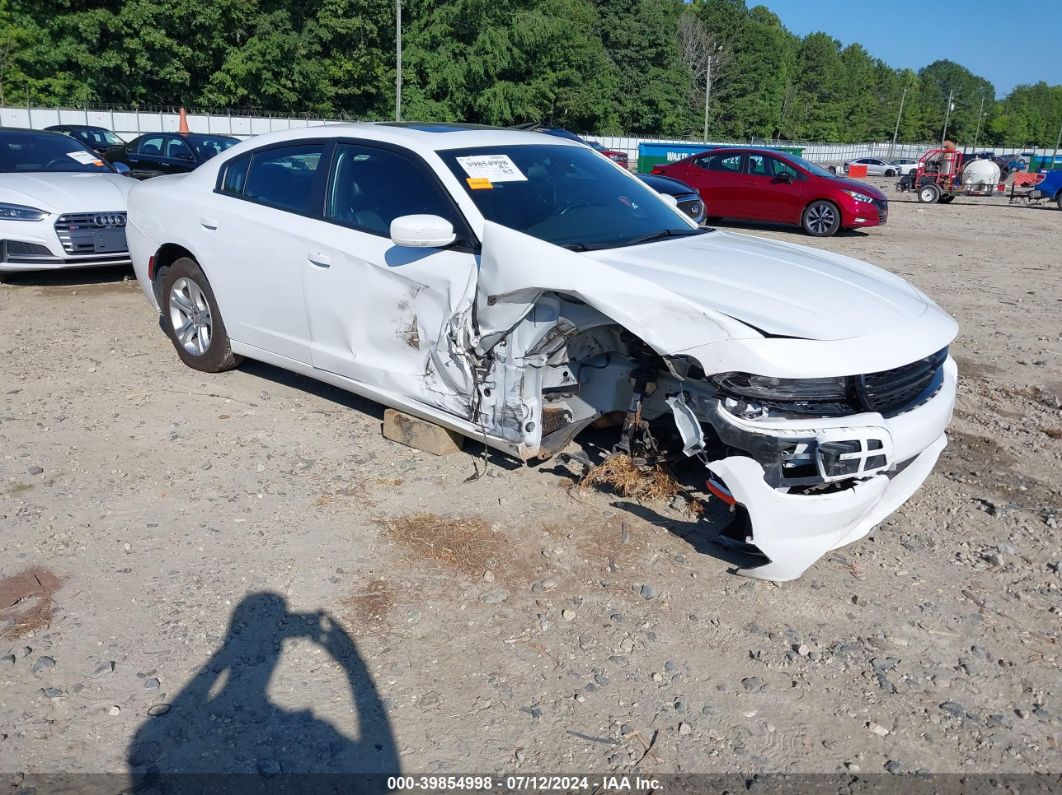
[756,0,1061,95]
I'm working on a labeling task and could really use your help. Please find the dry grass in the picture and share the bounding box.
[381,512,507,580]
[577,454,684,503]
[0,567,62,639]
[342,577,394,627]
[314,484,376,509]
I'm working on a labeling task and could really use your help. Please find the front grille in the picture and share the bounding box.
[856,348,947,417]
[678,198,704,221]
[54,212,128,255]
[728,348,948,419]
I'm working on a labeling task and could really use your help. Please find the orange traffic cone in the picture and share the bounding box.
[178,107,190,134]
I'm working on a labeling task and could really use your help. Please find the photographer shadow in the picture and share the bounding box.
[128,592,399,793]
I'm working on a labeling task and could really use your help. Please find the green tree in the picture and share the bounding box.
[693,0,798,140]
[593,0,692,136]
[403,0,617,131]
[917,59,995,145]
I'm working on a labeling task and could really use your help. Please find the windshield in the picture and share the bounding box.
[786,153,836,178]
[73,128,124,147]
[440,144,701,250]
[0,131,113,173]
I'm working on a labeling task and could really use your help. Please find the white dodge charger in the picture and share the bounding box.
[126,123,958,581]
[0,128,133,275]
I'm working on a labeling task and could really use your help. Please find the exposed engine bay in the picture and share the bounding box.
[470,293,956,581]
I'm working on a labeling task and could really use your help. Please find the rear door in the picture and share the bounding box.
[692,151,745,217]
[737,152,774,219]
[162,135,198,174]
[195,141,331,363]
[125,135,168,176]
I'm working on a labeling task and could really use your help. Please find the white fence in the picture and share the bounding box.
[1,105,1050,167]
[588,135,1039,166]
[0,106,342,141]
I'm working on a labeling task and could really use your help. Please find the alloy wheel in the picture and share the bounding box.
[168,276,213,356]
[806,203,836,235]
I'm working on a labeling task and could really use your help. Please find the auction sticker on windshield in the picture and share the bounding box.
[455,154,527,183]
[66,151,102,165]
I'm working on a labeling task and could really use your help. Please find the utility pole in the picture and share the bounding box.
[702,55,713,143]
[702,45,722,144]
[395,0,402,122]
[940,88,954,146]
[1052,117,1062,171]
[890,84,909,159]
[972,94,985,152]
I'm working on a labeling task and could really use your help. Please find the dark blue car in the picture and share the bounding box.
[1033,170,1062,209]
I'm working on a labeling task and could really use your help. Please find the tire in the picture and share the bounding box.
[884,169,896,177]
[939,194,955,204]
[918,183,941,203]
[159,257,242,372]
[1056,191,1062,211]
[801,200,841,237]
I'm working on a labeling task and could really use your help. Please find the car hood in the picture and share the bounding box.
[637,173,698,197]
[0,172,133,213]
[831,176,887,200]
[582,230,927,341]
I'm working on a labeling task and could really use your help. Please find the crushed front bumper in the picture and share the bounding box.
[704,357,956,580]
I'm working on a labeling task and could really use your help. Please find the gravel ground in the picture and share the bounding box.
[1,187,1060,784]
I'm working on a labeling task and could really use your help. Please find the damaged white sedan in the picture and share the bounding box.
[126,123,957,581]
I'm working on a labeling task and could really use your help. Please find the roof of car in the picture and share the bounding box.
[212,122,581,155]
[45,124,111,132]
[1,127,70,137]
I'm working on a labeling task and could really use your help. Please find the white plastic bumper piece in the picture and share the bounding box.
[709,433,946,581]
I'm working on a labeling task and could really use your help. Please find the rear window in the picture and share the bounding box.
[702,152,742,173]
[0,131,113,173]
[242,144,325,214]
[219,154,250,194]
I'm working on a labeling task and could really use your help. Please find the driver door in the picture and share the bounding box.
[301,142,479,413]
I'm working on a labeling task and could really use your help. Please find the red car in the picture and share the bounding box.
[588,141,630,169]
[652,147,888,236]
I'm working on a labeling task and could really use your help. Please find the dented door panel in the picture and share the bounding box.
[302,219,478,417]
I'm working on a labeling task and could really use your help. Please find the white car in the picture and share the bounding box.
[889,157,919,176]
[0,128,134,275]
[843,157,906,177]
[127,123,958,581]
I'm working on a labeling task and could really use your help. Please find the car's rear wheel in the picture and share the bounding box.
[884,169,896,177]
[160,257,242,372]
[918,183,941,203]
[1056,191,1062,210]
[801,200,841,236]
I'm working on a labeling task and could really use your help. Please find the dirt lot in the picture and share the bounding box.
[1,188,1060,784]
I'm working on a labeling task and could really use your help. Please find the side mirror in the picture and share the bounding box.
[112,161,131,175]
[658,193,679,208]
[390,214,457,248]
[175,152,194,162]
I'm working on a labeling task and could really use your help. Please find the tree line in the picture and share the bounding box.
[2,0,1060,147]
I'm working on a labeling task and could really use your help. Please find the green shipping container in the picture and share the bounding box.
[637,142,804,173]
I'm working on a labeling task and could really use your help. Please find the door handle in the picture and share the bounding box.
[307,251,331,268]
[200,217,218,231]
